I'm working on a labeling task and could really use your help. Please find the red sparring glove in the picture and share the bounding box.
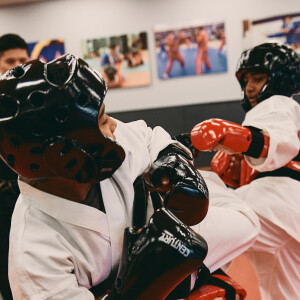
[211,151,258,188]
[191,119,269,159]
[286,160,300,172]
[186,271,247,300]
[239,157,259,187]
[146,145,209,226]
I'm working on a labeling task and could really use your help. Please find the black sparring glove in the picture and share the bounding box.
[105,207,208,300]
[146,144,209,226]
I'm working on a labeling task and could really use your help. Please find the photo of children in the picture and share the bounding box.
[81,31,151,89]
[154,19,227,80]
[243,13,300,54]
[28,38,65,62]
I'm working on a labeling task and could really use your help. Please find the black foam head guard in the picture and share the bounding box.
[0,54,125,183]
[235,42,300,111]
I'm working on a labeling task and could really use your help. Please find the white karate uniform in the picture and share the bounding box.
[234,95,300,300]
[9,119,259,300]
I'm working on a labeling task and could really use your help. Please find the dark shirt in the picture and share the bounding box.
[82,183,106,213]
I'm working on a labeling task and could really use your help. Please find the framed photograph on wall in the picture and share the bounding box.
[243,13,300,53]
[81,31,151,89]
[154,19,227,80]
[28,38,65,62]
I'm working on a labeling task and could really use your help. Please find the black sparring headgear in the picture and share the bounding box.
[0,54,125,182]
[236,42,300,111]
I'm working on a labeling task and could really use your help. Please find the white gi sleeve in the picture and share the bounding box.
[242,96,300,171]
[113,119,192,178]
[192,171,260,272]
[143,123,192,165]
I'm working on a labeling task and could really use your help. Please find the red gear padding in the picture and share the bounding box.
[286,160,300,172]
[211,151,258,188]
[186,274,247,300]
[191,119,252,153]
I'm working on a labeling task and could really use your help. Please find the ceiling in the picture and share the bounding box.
[0,0,48,7]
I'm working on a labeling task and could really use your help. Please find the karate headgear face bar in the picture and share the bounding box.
[0,54,125,183]
[235,42,300,112]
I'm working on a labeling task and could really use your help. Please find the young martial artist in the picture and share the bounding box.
[0,54,259,299]
[192,42,300,300]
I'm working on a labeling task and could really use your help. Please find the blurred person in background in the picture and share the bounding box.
[0,33,29,300]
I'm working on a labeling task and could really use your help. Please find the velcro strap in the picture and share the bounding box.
[243,126,265,158]
[186,269,247,300]
[206,276,236,300]
[166,276,191,299]
[256,166,300,181]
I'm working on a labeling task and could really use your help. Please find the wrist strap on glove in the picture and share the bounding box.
[187,268,247,300]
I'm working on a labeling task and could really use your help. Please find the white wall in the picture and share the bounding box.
[0,0,299,112]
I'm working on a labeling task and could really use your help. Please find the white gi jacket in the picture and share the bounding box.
[234,95,300,300]
[9,119,259,300]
